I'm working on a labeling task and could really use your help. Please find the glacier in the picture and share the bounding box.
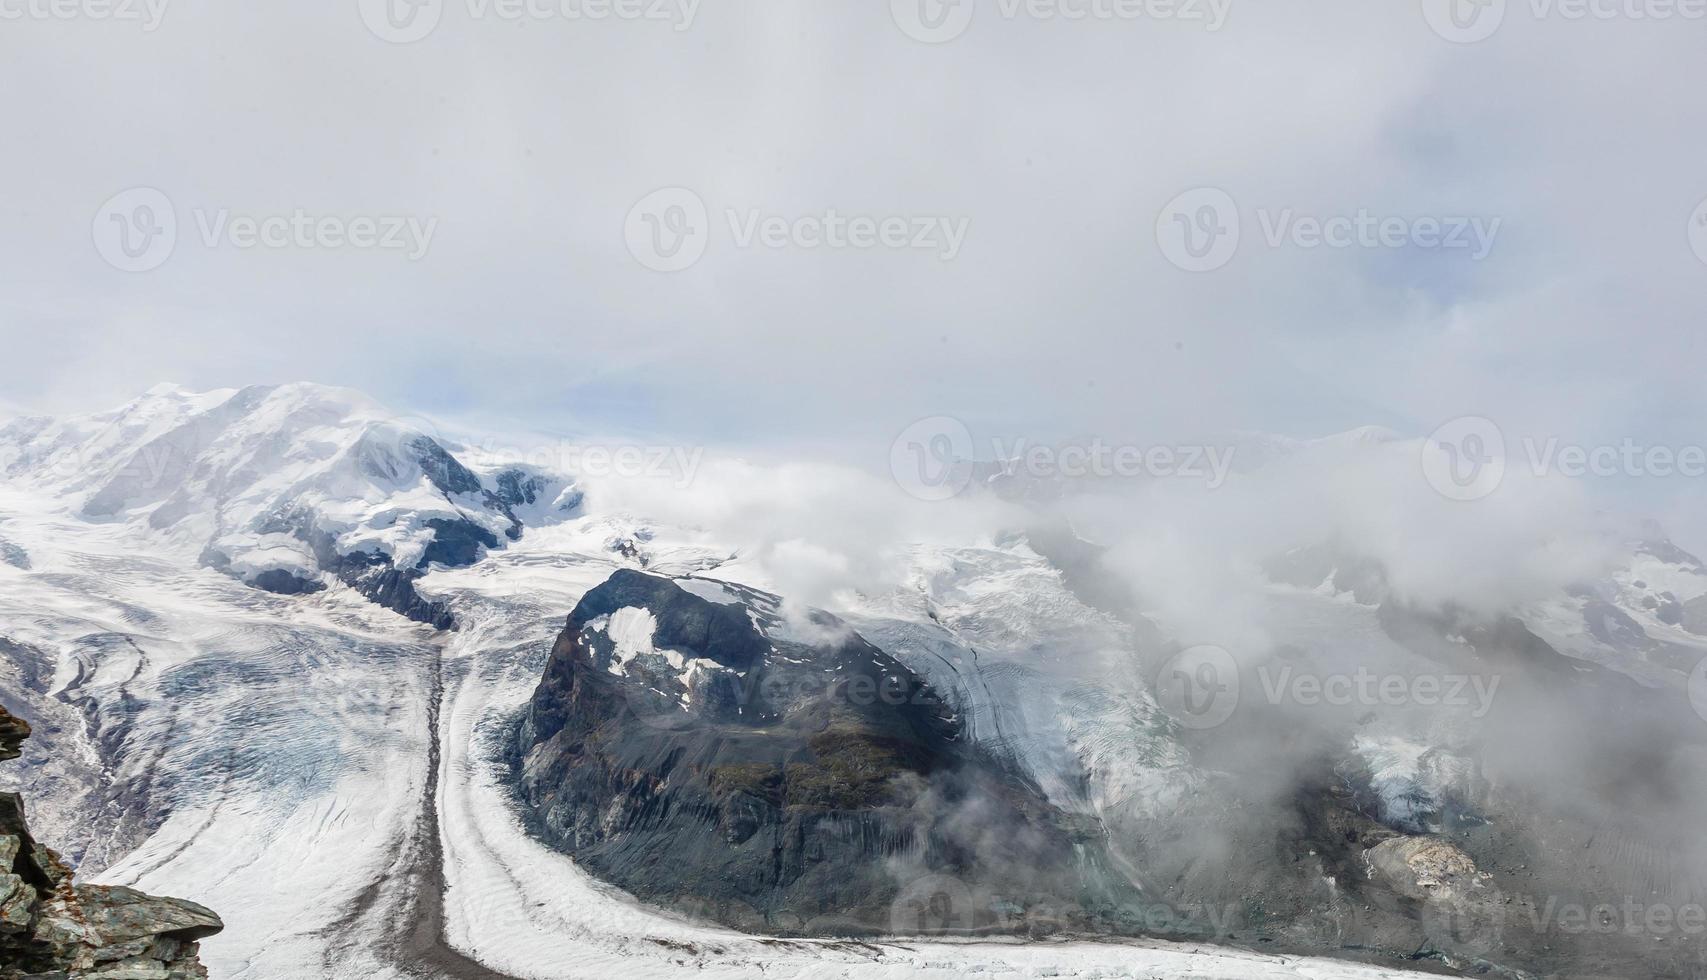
[4,384,1705,979]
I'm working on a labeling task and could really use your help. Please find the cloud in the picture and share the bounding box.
[1070,436,1618,648]
[1,4,1702,552]
[577,453,1024,608]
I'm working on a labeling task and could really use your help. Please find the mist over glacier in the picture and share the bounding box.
[2,384,1704,978]
[4,3,1706,977]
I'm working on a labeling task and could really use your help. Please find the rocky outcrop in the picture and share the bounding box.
[0,714,26,764]
[514,571,1144,937]
[1365,835,1491,902]
[0,538,27,572]
[251,433,525,629]
[1,705,222,978]
[301,540,457,630]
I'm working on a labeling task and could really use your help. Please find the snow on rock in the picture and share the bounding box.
[1519,534,1707,687]
[0,384,552,626]
[676,578,741,606]
[484,464,585,528]
[429,566,1428,980]
[603,606,658,675]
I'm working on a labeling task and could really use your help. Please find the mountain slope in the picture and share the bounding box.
[0,383,583,627]
[9,384,1693,979]
[513,569,1143,936]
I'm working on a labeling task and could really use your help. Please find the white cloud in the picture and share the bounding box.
[1,3,1701,552]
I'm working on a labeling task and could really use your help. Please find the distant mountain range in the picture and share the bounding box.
[3,384,1704,979]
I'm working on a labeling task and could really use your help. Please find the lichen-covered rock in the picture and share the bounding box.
[72,887,223,946]
[1365,834,1490,901]
[0,873,35,932]
[0,711,27,763]
[0,705,222,978]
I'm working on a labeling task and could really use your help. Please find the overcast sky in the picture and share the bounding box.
[2,0,1704,541]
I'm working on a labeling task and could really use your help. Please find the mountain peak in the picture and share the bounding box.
[0,382,565,628]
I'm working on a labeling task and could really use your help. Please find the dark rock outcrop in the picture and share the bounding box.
[247,433,525,629]
[0,714,25,763]
[491,469,545,509]
[299,540,455,630]
[247,569,326,597]
[514,570,1144,937]
[0,538,28,571]
[491,467,584,517]
[1,705,222,978]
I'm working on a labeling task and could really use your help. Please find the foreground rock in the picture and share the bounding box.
[1,705,222,978]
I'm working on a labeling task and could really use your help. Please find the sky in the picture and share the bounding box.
[2,0,1705,547]
[8,11,1707,955]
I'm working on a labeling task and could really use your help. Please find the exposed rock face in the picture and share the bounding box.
[293,525,460,630]
[0,714,26,764]
[1366,835,1490,902]
[1,705,222,978]
[250,434,524,629]
[514,570,1143,936]
[0,538,27,571]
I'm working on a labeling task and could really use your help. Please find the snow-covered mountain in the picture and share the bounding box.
[4,384,1704,980]
[0,383,580,627]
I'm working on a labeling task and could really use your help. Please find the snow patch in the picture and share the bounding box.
[605,606,658,676]
[676,577,741,605]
